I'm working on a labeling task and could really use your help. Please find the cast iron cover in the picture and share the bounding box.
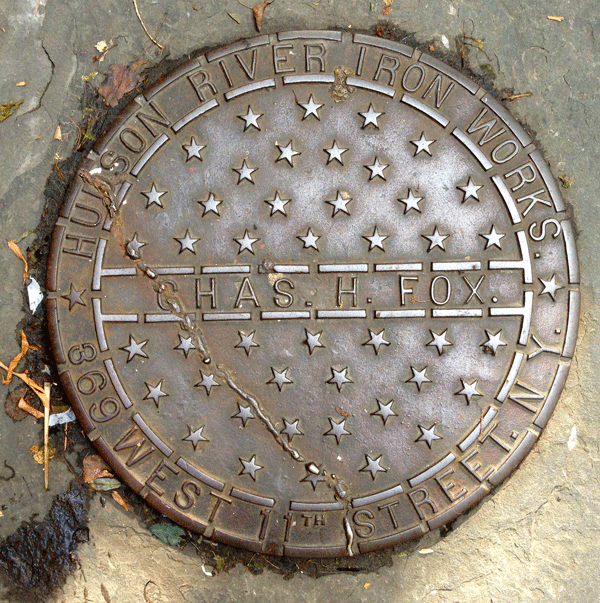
[47,31,579,557]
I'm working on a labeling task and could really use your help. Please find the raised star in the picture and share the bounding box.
[364,156,388,180]
[267,367,293,391]
[297,228,320,250]
[427,329,453,355]
[199,192,222,216]
[324,140,348,165]
[456,379,483,404]
[236,331,259,355]
[301,469,325,490]
[304,329,324,354]
[281,419,303,441]
[239,455,262,480]
[457,177,483,202]
[195,372,219,395]
[276,141,301,166]
[327,367,352,391]
[324,417,351,444]
[363,226,388,251]
[416,424,442,449]
[126,233,146,259]
[234,230,260,254]
[411,132,435,156]
[62,284,86,310]
[265,191,290,216]
[481,329,506,355]
[480,225,505,249]
[238,105,262,130]
[326,191,352,217]
[175,229,199,254]
[407,366,431,391]
[174,335,196,358]
[182,137,205,161]
[233,160,257,183]
[233,403,254,426]
[142,184,166,208]
[398,189,423,214]
[183,425,208,450]
[422,226,449,251]
[364,329,390,354]
[361,454,387,480]
[121,335,148,362]
[359,104,383,128]
[539,274,563,301]
[371,399,397,425]
[144,380,167,407]
[299,95,323,120]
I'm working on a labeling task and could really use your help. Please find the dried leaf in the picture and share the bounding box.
[227,11,240,23]
[18,397,44,419]
[81,71,98,82]
[83,454,113,483]
[7,239,28,283]
[335,406,351,417]
[253,0,273,32]
[2,331,36,385]
[0,359,48,406]
[130,59,148,71]
[29,444,56,464]
[89,477,122,491]
[101,584,111,603]
[0,100,23,123]
[16,81,26,87]
[111,490,130,511]
[382,0,393,15]
[54,125,62,140]
[98,64,142,107]
[95,40,110,52]
[150,522,186,546]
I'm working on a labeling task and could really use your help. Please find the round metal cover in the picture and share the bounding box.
[47,31,580,557]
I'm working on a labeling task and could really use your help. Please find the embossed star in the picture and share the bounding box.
[195,372,219,395]
[233,403,254,426]
[422,226,449,251]
[121,335,148,362]
[265,191,290,216]
[234,230,260,254]
[267,367,293,391]
[144,380,167,407]
[299,95,323,120]
[539,274,563,301]
[364,157,388,180]
[456,379,483,404]
[183,425,208,450]
[482,330,506,355]
[199,192,222,216]
[183,137,205,161]
[324,417,351,444]
[235,331,259,356]
[457,177,483,202]
[363,226,388,251]
[364,329,390,354]
[427,329,453,355]
[326,191,352,217]
[175,335,196,358]
[304,329,324,354]
[372,399,397,425]
[480,225,505,249]
[297,228,320,250]
[301,468,326,489]
[238,105,262,130]
[281,419,303,441]
[411,132,435,156]
[360,454,387,480]
[239,455,262,480]
[276,141,301,166]
[327,367,352,391]
[407,366,431,391]
[126,233,146,259]
[175,230,199,254]
[233,160,257,183]
[62,284,86,310]
[359,104,384,128]
[416,424,442,448]
[142,184,166,208]
[398,189,423,214]
[324,140,348,165]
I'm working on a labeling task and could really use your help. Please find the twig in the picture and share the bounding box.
[132,0,164,50]
[503,92,532,101]
[43,383,51,490]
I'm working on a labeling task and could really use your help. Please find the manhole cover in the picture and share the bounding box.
[47,31,579,557]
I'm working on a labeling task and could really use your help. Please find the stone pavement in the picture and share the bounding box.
[0,1,598,601]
